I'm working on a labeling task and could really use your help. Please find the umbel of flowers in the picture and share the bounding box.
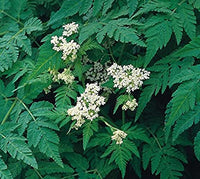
[49,68,75,85]
[111,129,127,145]
[67,83,105,130]
[122,98,138,111]
[107,63,150,93]
[51,22,80,62]
[107,63,150,111]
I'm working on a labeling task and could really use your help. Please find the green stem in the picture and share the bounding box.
[16,97,36,121]
[99,116,119,131]
[146,128,162,150]
[34,168,43,179]
[0,10,24,26]
[1,99,17,125]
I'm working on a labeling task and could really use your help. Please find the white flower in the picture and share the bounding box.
[122,98,138,111]
[49,69,59,82]
[107,63,150,93]
[49,68,74,85]
[111,130,127,145]
[57,68,75,84]
[67,83,105,130]
[63,22,79,37]
[51,22,80,62]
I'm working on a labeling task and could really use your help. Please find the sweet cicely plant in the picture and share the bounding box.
[0,0,200,178]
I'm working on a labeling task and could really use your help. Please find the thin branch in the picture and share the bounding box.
[146,127,162,150]
[1,99,17,125]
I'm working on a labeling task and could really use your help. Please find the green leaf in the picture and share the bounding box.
[171,14,183,45]
[177,3,196,39]
[25,41,62,83]
[135,85,155,121]
[144,15,172,66]
[143,143,187,179]
[166,80,199,128]
[188,0,200,8]
[15,34,32,56]
[0,134,38,168]
[38,161,74,175]
[83,121,98,150]
[102,0,115,15]
[79,22,103,44]
[27,116,62,167]
[96,18,145,46]
[48,0,82,25]
[24,17,43,34]
[169,65,200,87]
[173,103,200,141]
[101,140,139,178]
[0,156,13,179]
[0,0,10,12]
[0,36,19,72]
[175,35,200,58]
[79,0,93,15]
[113,95,129,114]
[127,0,138,16]
[93,0,104,16]
[65,153,89,171]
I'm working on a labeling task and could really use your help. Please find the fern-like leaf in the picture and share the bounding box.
[25,41,62,83]
[144,15,172,66]
[0,156,13,179]
[79,0,93,15]
[48,0,83,25]
[55,85,77,108]
[126,0,138,16]
[79,22,103,44]
[133,0,172,17]
[96,18,145,46]
[0,35,19,72]
[38,162,74,175]
[165,80,199,128]
[83,120,98,150]
[188,0,200,8]
[173,103,200,141]
[93,0,104,16]
[102,0,115,15]
[0,133,38,168]
[113,95,129,114]
[143,143,187,179]
[177,3,196,39]
[135,85,155,121]
[101,140,139,178]
[24,17,43,34]
[175,35,200,58]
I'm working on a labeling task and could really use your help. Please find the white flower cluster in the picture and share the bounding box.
[49,68,74,85]
[67,83,105,130]
[107,63,150,93]
[63,22,79,37]
[51,22,80,61]
[122,98,138,111]
[111,129,127,145]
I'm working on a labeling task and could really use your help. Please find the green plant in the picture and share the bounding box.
[0,0,200,178]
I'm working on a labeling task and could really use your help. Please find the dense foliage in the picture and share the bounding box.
[0,0,200,178]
